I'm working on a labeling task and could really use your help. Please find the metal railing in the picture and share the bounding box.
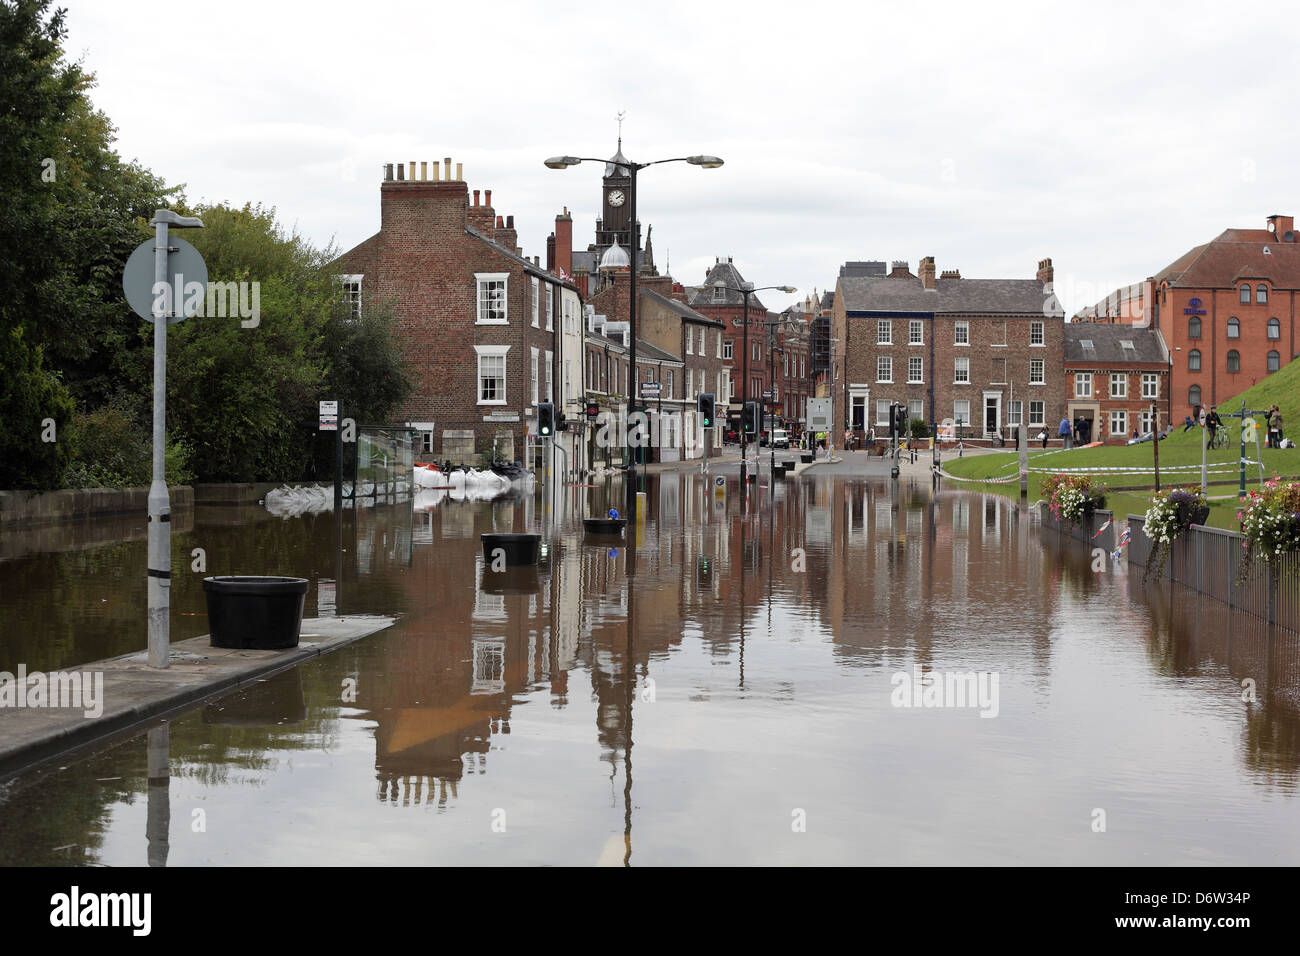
[1039,505,1115,550]
[1118,514,1299,630]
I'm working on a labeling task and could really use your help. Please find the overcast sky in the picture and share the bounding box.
[61,0,1300,317]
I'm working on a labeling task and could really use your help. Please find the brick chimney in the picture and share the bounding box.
[493,213,517,255]
[380,158,468,237]
[940,269,961,280]
[1036,257,1054,285]
[888,260,913,279]
[1268,214,1296,240]
[467,185,495,233]
[919,256,936,290]
[555,207,573,277]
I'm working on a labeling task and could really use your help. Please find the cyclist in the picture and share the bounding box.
[1205,405,1223,448]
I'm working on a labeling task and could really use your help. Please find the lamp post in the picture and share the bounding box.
[713,282,796,483]
[545,150,723,511]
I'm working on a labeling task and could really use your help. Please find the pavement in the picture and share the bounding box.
[0,615,395,780]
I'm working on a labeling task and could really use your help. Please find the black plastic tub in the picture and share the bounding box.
[202,576,309,650]
[583,517,627,535]
[481,532,541,566]
[800,453,814,463]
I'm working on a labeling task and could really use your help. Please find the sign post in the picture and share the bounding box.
[122,210,206,669]
[320,400,340,508]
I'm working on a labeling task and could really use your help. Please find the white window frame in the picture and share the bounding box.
[531,277,540,328]
[475,273,509,325]
[716,332,722,359]
[686,331,693,355]
[908,399,923,422]
[545,350,553,402]
[1008,400,1023,426]
[954,356,969,384]
[1074,372,1091,398]
[954,320,969,345]
[877,355,892,383]
[876,399,892,426]
[475,345,510,405]
[530,347,539,405]
[724,340,733,360]
[1030,321,1044,346]
[1029,400,1045,426]
[699,328,705,354]
[909,320,924,345]
[1029,358,1044,384]
[908,356,924,383]
[1110,410,1127,436]
[1141,373,1158,399]
[953,399,971,428]
[1110,373,1126,398]
[339,274,362,320]
[545,284,554,331]
[877,320,892,345]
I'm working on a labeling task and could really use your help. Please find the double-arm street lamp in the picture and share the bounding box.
[712,282,796,481]
[545,150,723,508]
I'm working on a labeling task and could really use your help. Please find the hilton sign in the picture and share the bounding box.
[1183,296,1207,316]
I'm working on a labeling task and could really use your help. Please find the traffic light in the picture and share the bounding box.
[893,403,909,440]
[698,393,716,428]
[538,401,555,438]
[742,401,759,435]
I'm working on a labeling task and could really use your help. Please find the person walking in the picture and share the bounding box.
[1059,416,1072,449]
[1269,406,1283,448]
[1039,428,1048,449]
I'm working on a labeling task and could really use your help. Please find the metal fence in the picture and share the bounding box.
[1039,505,1115,551]
[1125,515,1300,630]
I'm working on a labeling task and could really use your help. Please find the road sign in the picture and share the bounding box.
[1242,417,1256,443]
[640,382,661,398]
[123,236,208,323]
[762,390,773,401]
[319,400,339,431]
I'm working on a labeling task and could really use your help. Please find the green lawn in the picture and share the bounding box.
[940,358,1300,530]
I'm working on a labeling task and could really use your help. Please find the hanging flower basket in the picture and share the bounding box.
[1236,478,1300,585]
[1142,486,1210,580]
[1041,473,1108,529]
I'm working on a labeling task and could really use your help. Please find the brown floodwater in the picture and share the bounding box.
[0,475,1298,866]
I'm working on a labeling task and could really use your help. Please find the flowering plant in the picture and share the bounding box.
[1041,473,1107,528]
[1142,486,1209,580]
[1236,478,1300,583]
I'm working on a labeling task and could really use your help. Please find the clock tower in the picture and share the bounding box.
[598,139,632,252]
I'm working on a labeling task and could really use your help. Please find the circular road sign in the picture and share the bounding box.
[123,236,208,323]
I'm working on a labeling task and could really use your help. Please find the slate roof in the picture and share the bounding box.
[1152,229,1300,288]
[686,259,767,310]
[465,226,580,291]
[837,275,1063,317]
[1063,324,1167,364]
[641,288,725,327]
[634,339,682,364]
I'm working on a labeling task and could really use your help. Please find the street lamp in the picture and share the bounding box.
[545,150,723,510]
[713,282,796,483]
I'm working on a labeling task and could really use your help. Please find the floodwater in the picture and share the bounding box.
[0,475,1298,866]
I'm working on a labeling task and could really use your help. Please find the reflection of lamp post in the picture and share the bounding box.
[545,150,723,510]
[714,282,796,483]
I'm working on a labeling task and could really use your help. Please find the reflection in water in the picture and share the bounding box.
[0,475,1298,865]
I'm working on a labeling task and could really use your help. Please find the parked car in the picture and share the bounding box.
[764,428,790,449]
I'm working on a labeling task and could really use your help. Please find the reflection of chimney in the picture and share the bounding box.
[1036,257,1054,285]
[919,256,936,290]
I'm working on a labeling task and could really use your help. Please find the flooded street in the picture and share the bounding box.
[1,475,1298,866]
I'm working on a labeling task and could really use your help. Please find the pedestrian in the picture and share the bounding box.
[1038,428,1048,449]
[844,428,853,452]
[1059,416,1072,449]
[1182,414,1195,433]
[1205,405,1223,447]
[1270,406,1283,448]
[1131,427,1139,440]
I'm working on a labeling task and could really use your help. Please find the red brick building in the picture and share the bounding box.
[832,257,1065,444]
[1064,325,1170,443]
[687,258,772,414]
[333,159,580,465]
[1075,214,1300,424]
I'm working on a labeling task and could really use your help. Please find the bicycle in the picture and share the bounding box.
[1207,427,1230,450]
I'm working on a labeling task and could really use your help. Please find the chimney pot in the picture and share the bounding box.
[473,189,480,206]
[384,163,393,181]
[443,158,451,180]
[420,161,427,181]
[485,189,492,207]
[396,163,405,181]
[431,162,440,182]
[496,215,504,228]
[455,162,463,181]
[408,161,415,181]
[507,215,514,229]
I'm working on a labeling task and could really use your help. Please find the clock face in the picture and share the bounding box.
[608,190,626,207]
